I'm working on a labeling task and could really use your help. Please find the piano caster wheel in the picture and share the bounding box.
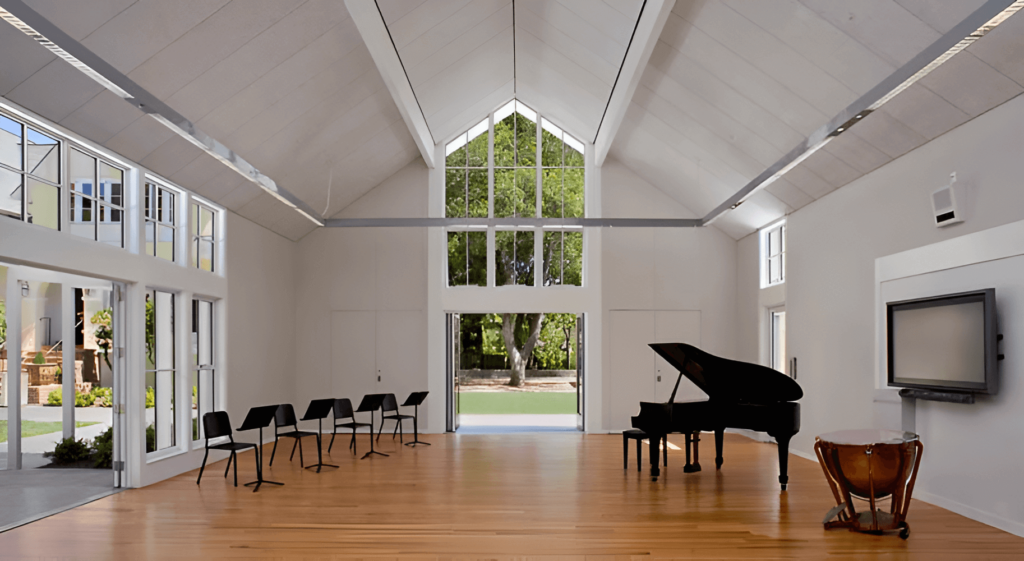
[899,523,910,540]
[781,484,787,491]
[683,463,701,473]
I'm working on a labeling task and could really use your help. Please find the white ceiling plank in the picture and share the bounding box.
[6,60,105,122]
[58,89,145,145]
[967,10,1024,86]
[431,80,514,145]
[397,0,509,75]
[594,0,675,166]
[880,82,971,140]
[0,22,56,95]
[764,178,814,209]
[376,0,429,27]
[345,0,436,168]
[23,0,137,42]
[782,165,834,200]
[917,51,1023,118]
[821,131,891,176]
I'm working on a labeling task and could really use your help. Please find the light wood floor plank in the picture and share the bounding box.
[0,433,1022,559]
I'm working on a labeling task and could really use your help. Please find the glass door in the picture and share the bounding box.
[576,314,584,432]
[769,306,787,376]
[446,313,460,432]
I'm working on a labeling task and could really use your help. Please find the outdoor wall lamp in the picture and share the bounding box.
[20,281,29,297]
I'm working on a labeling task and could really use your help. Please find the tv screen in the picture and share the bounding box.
[887,289,997,394]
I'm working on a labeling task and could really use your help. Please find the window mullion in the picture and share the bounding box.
[487,112,495,287]
[535,111,543,287]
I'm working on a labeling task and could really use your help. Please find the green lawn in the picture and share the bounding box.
[458,392,577,415]
[0,421,99,443]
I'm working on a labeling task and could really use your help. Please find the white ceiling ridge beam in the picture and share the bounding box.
[323,217,702,228]
[592,0,676,167]
[701,0,1024,228]
[0,0,325,227]
[345,0,436,169]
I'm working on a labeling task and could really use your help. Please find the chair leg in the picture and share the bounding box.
[224,452,233,478]
[377,420,384,443]
[636,437,642,472]
[399,420,404,444]
[393,419,399,440]
[623,434,628,470]
[329,429,336,453]
[233,452,238,487]
[197,448,209,485]
[350,428,357,454]
[270,436,279,466]
[290,438,298,461]
[298,437,305,468]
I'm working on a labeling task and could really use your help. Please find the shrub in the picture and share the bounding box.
[50,437,92,465]
[75,391,96,408]
[47,387,107,407]
[92,427,113,469]
[145,386,155,408]
[47,390,62,406]
[33,352,46,365]
[146,424,155,453]
[91,387,112,407]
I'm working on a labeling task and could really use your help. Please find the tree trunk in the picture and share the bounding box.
[502,313,544,387]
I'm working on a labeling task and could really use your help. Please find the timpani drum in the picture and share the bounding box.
[814,429,923,539]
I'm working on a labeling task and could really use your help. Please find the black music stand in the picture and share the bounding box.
[301,399,339,473]
[237,405,284,492]
[356,394,388,459]
[402,391,430,447]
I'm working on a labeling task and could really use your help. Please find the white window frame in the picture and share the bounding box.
[760,219,786,288]
[143,178,182,263]
[68,144,126,248]
[0,110,62,230]
[191,297,216,442]
[190,200,218,272]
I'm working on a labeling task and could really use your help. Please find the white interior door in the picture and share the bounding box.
[654,311,703,403]
[330,311,377,410]
[609,311,655,431]
[376,310,425,407]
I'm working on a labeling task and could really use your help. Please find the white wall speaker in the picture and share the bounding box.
[932,173,963,228]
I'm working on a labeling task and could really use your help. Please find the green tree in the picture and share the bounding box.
[0,300,6,349]
[533,313,577,370]
[91,308,113,370]
[499,313,544,387]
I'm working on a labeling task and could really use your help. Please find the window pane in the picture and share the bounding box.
[145,183,156,219]
[99,162,123,206]
[564,134,585,167]
[0,114,23,170]
[467,124,488,167]
[768,227,782,257]
[200,240,213,272]
[563,231,582,286]
[467,231,486,286]
[70,148,95,195]
[26,128,59,183]
[149,371,175,452]
[445,168,467,218]
[155,291,175,371]
[191,203,200,237]
[542,168,562,218]
[494,169,514,218]
[447,231,467,286]
[0,167,22,220]
[466,169,487,218]
[145,221,156,257]
[159,189,175,225]
[200,207,214,240]
[543,231,561,285]
[26,179,59,230]
[445,134,467,168]
[194,369,215,441]
[515,112,536,167]
[197,300,213,366]
[541,123,562,167]
[157,224,175,262]
[769,255,782,284]
[495,230,534,286]
[191,370,200,440]
[494,112,515,167]
[564,168,584,219]
[515,168,536,217]
[97,203,123,248]
[70,194,94,239]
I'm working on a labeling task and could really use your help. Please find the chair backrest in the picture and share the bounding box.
[203,411,233,440]
[402,391,428,407]
[381,393,399,413]
[275,403,299,430]
[333,398,354,420]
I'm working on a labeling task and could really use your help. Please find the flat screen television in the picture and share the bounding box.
[887,288,998,395]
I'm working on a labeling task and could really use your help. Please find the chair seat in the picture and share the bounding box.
[623,429,647,438]
[336,421,372,429]
[209,441,257,452]
[278,430,318,438]
[384,413,415,420]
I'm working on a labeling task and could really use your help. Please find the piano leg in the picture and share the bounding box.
[692,432,701,471]
[715,429,725,470]
[649,435,662,480]
[777,434,792,491]
[683,432,700,473]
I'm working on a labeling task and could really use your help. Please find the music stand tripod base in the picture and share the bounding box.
[302,399,340,472]
[358,395,390,459]
[238,405,286,492]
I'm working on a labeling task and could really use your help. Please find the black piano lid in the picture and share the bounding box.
[649,342,803,404]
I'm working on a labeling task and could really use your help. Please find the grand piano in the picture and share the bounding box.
[631,343,802,490]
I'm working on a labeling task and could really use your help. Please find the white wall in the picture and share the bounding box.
[293,160,430,426]
[601,158,738,430]
[737,92,1024,534]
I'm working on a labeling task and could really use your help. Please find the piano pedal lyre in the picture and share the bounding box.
[683,431,702,473]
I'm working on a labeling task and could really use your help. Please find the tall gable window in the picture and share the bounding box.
[445,100,584,287]
[1,112,61,230]
[760,220,786,288]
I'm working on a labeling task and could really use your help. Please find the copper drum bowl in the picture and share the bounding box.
[814,429,923,539]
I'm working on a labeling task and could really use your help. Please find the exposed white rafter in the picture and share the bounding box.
[345,0,436,169]
[593,0,675,167]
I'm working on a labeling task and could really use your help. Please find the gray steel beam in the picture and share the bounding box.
[323,217,702,228]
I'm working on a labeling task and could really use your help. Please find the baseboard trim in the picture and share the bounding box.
[911,489,1024,538]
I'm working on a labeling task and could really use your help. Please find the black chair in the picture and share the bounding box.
[196,411,258,487]
[269,404,318,468]
[377,393,415,443]
[329,398,372,455]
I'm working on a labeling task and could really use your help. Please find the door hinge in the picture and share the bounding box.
[113,460,125,471]
[114,403,126,414]
[116,347,124,358]
[116,286,124,302]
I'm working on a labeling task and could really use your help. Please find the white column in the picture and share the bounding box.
[62,284,75,440]
[6,268,22,469]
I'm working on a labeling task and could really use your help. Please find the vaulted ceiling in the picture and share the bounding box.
[2,0,1023,241]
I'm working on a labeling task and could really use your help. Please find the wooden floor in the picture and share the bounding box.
[1,432,1022,559]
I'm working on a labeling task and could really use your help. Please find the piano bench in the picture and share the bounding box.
[622,429,667,472]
